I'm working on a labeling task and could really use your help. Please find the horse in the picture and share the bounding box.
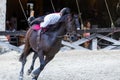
[19,14,78,80]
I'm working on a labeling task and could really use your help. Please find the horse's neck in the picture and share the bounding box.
[53,24,65,37]
[45,24,65,42]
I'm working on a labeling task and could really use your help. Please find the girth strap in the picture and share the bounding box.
[36,29,42,51]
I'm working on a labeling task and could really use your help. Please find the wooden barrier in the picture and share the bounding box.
[0,27,120,53]
[62,33,120,50]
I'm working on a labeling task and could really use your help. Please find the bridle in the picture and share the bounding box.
[62,14,78,42]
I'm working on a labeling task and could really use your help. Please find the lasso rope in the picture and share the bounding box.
[75,0,84,29]
[104,0,115,28]
[50,0,56,12]
[18,0,28,21]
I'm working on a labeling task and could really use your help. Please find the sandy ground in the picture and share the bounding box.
[0,50,120,80]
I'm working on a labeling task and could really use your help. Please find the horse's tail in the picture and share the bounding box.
[19,28,33,62]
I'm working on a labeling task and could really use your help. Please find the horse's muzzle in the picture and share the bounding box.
[63,32,78,42]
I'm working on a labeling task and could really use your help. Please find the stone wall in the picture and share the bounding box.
[0,0,6,31]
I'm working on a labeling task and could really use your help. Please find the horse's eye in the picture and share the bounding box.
[66,33,70,36]
[66,33,70,35]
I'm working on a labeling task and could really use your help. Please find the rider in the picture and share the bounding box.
[32,7,71,30]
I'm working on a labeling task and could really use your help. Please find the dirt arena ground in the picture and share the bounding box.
[0,50,120,80]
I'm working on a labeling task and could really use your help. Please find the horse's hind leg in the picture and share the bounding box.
[19,42,31,80]
[19,54,27,80]
[19,28,33,80]
[27,52,38,75]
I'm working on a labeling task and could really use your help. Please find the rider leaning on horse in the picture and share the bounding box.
[30,7,71,31]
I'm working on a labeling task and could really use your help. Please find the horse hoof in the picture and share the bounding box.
[19,76,23,80]
[32,78,37,80]
[31,73,38,80]
[27,69,32,75]
[31,73,36,78]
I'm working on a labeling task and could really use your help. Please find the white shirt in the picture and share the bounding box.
[40,13,61,28]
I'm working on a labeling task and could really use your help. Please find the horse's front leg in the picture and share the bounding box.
[31,50,45,80]
[27,52,38,75]
[31,53,54,80]
[19,56,27,80]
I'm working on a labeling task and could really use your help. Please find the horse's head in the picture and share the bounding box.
[63,14,78,42]
[45,14,78,42]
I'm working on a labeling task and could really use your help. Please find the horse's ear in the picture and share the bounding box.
[60,7,71,16]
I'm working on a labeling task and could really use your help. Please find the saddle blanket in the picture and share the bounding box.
[32,24,41,30]
[32,24,47,32]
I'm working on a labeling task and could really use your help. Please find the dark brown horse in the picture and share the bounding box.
[19,14,77,80]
